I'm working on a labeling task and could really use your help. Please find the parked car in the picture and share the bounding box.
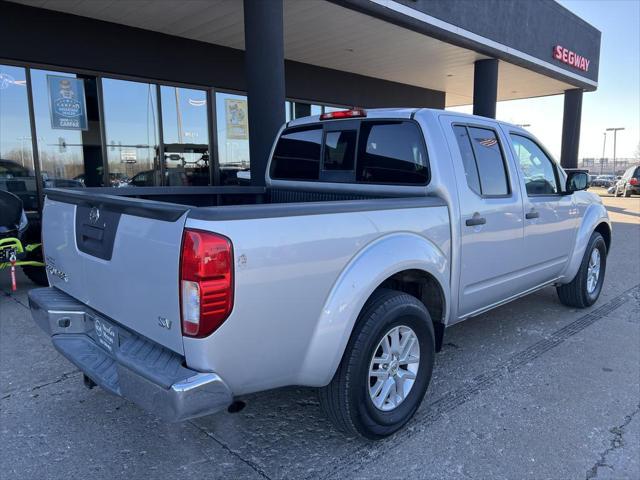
[591,174,617,188]
[29,108,610,439]
[613,165,640,197]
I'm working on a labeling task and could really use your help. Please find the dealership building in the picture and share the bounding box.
[1,0,600,206]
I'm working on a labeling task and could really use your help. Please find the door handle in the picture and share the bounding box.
[525,210,540,219]
[465,214,486,226]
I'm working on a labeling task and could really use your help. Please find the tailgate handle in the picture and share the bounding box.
[81,225,104,242]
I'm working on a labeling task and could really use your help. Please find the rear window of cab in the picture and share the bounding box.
[270,120,429,185]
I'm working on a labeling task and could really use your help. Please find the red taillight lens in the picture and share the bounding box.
[629,178,638,185]
[180,229,233,337]
[319,108,366,120]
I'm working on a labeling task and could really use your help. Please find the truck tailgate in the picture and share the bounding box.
[42,189,189,354]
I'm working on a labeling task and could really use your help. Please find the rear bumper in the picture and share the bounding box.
[28,287,233,421]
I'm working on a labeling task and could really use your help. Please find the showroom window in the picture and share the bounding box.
[215,91,250,185]
[30,69,101,188]
[161,86,211,186]
[102,78,160,187]
[0,64,39,210]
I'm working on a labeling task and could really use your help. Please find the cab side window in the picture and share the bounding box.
[510,134,559,195]
[453,125,509,196]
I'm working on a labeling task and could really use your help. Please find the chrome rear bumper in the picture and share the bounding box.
[28,287,233,422]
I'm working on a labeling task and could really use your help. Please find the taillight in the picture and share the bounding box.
[319,108,366,120]
[629,178,638,185]
[180,229,233,337]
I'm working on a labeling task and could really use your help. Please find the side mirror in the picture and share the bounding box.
[565,171,589,193]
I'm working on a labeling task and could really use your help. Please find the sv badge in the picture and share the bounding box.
[158,316,172,330]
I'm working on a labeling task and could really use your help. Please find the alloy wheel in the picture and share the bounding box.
[368,325,420,412]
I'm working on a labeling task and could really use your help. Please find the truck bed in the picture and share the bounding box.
[44,185,436,221]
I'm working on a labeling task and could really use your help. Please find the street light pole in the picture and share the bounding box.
[606,127,625,175]
[601,131,607,174]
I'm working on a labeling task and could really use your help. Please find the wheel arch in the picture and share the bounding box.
[594,221,611,253]
[297,232,449,387]
[374,269,446,352]
[561,203,611,283]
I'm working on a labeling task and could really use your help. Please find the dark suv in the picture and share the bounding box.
[614,165,640,197]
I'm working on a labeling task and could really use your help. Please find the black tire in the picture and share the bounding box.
[21,246,48,286]
[556,232,606,308]
[614,186,622,197]
[319,289,435,439]
[22,265,48,286]
[624,186,632,197]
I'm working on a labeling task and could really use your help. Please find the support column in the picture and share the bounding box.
[560,88,583,169]
[472,59,498,119]
[243,0,285,186]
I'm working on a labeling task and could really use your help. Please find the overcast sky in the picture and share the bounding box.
[450,0,639,161]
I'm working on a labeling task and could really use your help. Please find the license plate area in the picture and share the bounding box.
[90,316,119,353]
[0,245,18,263]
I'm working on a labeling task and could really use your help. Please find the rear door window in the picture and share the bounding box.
[270,126,322,180]
[453,125,509,196]
[356,121,428,184]
[468,127,509,196]
[453,125,481,195]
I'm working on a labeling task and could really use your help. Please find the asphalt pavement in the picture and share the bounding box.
[1,189,638,480]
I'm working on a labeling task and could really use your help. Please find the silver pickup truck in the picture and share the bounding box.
[29,108,610,439]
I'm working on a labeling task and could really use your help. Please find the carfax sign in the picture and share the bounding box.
[47,75,88,130]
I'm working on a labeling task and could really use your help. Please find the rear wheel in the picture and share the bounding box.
[624,185,632,197]
[21,246,48,286]
[319,289,435,439]
[22,266,48,286]
[557,232,606,308]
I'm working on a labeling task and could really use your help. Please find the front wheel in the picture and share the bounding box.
[557,232,606,308]
[319,289,435,439]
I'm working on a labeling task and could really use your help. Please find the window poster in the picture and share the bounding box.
[47,75,88,130]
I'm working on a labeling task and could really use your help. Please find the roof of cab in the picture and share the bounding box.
[286,107,526,133]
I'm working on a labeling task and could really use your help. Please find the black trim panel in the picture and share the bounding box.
[188,196,447,221]
[45,188,189,222]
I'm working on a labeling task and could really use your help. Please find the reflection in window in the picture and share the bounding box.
[285,101,292,122]
[0,65,39,210]
[511,134,558,195]
[161,86,210,186]
[468,127,509,196]
[102,78,159,186]
[453,125,481,195]
[31,69,89,188]
[323,106,343,114]
[216,92,250,185]
[271,126,322,181]
[324,130,356,171]
[357,121,428,185]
